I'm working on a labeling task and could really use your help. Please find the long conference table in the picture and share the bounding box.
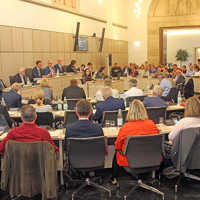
[0,124,173,185]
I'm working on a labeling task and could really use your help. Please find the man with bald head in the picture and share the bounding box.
[54,59,65,74]
[93,87,125,122]
[13,67,27,85]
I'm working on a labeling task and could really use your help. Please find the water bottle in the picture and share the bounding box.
[63,97,68,110]
[178,91,182,104]
[117,109,123,127]
[56,69,60,77]
[57,99,63,110]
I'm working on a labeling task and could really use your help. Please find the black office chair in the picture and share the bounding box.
[171,128,200,193]
[66,99,81,110]
[35,112,54,128]
[0,79,6,89]
[126,96,147,107]
[118,135,164,200]
[64,110,79,127]
[163,88,179,103]
[146,107,167,124]
[102,110,128,127]
[25,68,33,82]
[9,76,15,86]
[66,136,112,200]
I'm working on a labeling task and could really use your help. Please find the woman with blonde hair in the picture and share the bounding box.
[111,100,159,184]
[169,96,200,142]
[40,78,53,104]
[34,90,52,113]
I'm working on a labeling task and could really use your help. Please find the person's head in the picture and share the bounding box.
[172,64,178,70]
[184,96,200,118]
[176,69,182,76]
[152,85,163,97]
[75,100,92,119]
[87,62,93,67]
[114,62,118,67]
[48,60,53,67]
[189,64,194,71]
[36,60,42,68]
[80,64,85,70]
[194,65,199,72]
[58,59,62,65]
[101,87,112,100]
[19,67,25,76]
[126,100,148,122]
[34,90,45,106]
[182,65,187,71]
[20,105,37,123]
[85,69,91,76]
[129,79,137,88]
[41,78,50,88]
[157,67,162,73]
[104,79,112,87]
[161,72,169,80]
[70,79,78,86]
[71,60,76,66]
[11,83,21,92]
[99,66,105,73]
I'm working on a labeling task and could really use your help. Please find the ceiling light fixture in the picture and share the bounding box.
[133,0,143,19]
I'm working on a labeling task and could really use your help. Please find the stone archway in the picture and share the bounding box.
[147,0,200,65]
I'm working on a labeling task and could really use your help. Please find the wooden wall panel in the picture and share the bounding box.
[23,29,33,52]
[0,27,13,51]
[23,53,34,68]
[12,27,23,52]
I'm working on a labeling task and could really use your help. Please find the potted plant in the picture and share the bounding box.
[175,49,189,66]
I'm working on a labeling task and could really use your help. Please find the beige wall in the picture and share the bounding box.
[0,25,128,85]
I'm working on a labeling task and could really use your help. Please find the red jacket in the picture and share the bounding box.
[0,123,58,154]
[115,120,159,166]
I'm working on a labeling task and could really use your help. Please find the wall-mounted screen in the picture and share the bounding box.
[78,37,88,51]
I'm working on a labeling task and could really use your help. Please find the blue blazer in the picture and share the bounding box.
[32,66,43,78]
[54,64,65,73]
[93,96,125,122]
[143,96,167,108]
[44,66,56,75]
[3,90,22,108]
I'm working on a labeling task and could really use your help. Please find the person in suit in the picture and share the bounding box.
[143,85,167,108]
[65,60,77,73]
[122,65,131,77]
[65,100,104,141]
[93,87,125,122]
[2,83,22,109]
[175,69,185,85]
[32,60,43,79]
[13,67,27,85]
[62,79,86,100]
[54,59,65,74]
[111,63,122,78]
[44,61,56,77]
[95,66,108,80]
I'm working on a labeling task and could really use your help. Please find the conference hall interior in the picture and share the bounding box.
[1,0,200,200]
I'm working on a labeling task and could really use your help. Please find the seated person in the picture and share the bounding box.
[93,87,125,122]
[96,79,119,101]
[62,79,86,100]
[129,64,139,77]
[124,79,143,98]
[194,65,200,76]
[111,63,122,78]
[143,85,167,107]
[40,78,53,103]
[44,60,56,76]
[65,100,104,139]
[33,90,52,112]
[112,100,159,183]
[3,83,22,109]
[65,60,77,73]
[149,64,157,76]
[32,60,44,79]
[181,65,187,75]
[95,66,108,80]
[122,65,131,76]
[186,64,195,77]
[0,104,13,129]
[0,105,58,154]
[13,67,27,85]
[54,59,65,74]
[159,73,172,97]
[82,69,93,84]
[169,96,200,143]
[175,69,185,85]
[184,78,194,99]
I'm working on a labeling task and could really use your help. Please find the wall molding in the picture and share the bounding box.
[20,0,107,24]
[112,23,128,30]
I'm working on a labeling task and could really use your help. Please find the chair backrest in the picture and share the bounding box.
[1,141,57,199]
[66,99,81,110]
[35,112,54,127]
[0,79,6,89]
[64,110,79,126]
[166,88,179,103]
[124,135,162,169]
[67,136,106,169]
[126,96,147,107]
[146,107,167,124]
[102,110,128,127]
[25,68,33,81]
[9,76,15,86]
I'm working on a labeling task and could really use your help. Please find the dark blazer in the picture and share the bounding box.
[32,67,43,79]
[54,64,65,74]
[111,66,122,78]
[3,90,22,108]
[62,85,86,100]
[13,73,27,85]
[143,96,167,108]
[65,64,76,73]
[44,66,56,76]
[122,67,131,76]
[93,96,125,122]
[176,75,185,85]
[184,78,194,99]
[0,105,13,128]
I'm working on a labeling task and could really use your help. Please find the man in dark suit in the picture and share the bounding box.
[175,69,185,85]
[44,61,56,76]
[111,63,122,78]
[93,87,125,122]
[65,60,77,73]
[3,83,22,109]
[65,100,104,140]
[62,79,86,100]
[13,67,27,85]
[32,60,43,79]
[54,59,65,74]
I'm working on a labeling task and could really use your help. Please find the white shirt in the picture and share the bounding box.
[124,87,144,98]
[169,117,200,142]
[95,88,119,101]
